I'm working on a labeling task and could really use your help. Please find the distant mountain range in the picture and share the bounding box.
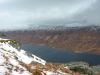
[1,25,100,55]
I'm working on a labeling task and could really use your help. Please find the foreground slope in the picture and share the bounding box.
[0,38,46,75]
[0,38,73,75]
[0,38,100,75]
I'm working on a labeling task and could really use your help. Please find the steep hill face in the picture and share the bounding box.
[0,38,75,75]
[0,38,99,75]
[0,38,46,75]
[3,26,100,55]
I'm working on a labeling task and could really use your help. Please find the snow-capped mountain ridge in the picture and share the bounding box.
[0,38,46,75]
[0,38,46,65]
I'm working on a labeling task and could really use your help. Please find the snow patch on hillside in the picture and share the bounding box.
[0,38,46,75]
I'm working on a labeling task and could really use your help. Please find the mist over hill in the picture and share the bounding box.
[1,25,100,55]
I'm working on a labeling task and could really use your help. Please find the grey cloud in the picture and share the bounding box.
[0,0,99,30]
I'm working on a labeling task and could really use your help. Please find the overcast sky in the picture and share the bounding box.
[0,0,99,30]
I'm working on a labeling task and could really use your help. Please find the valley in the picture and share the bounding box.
[2,26,100,55]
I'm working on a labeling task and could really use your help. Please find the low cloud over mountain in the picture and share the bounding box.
[0,0,100,30]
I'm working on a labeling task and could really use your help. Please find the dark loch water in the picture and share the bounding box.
[21,44,100,65]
